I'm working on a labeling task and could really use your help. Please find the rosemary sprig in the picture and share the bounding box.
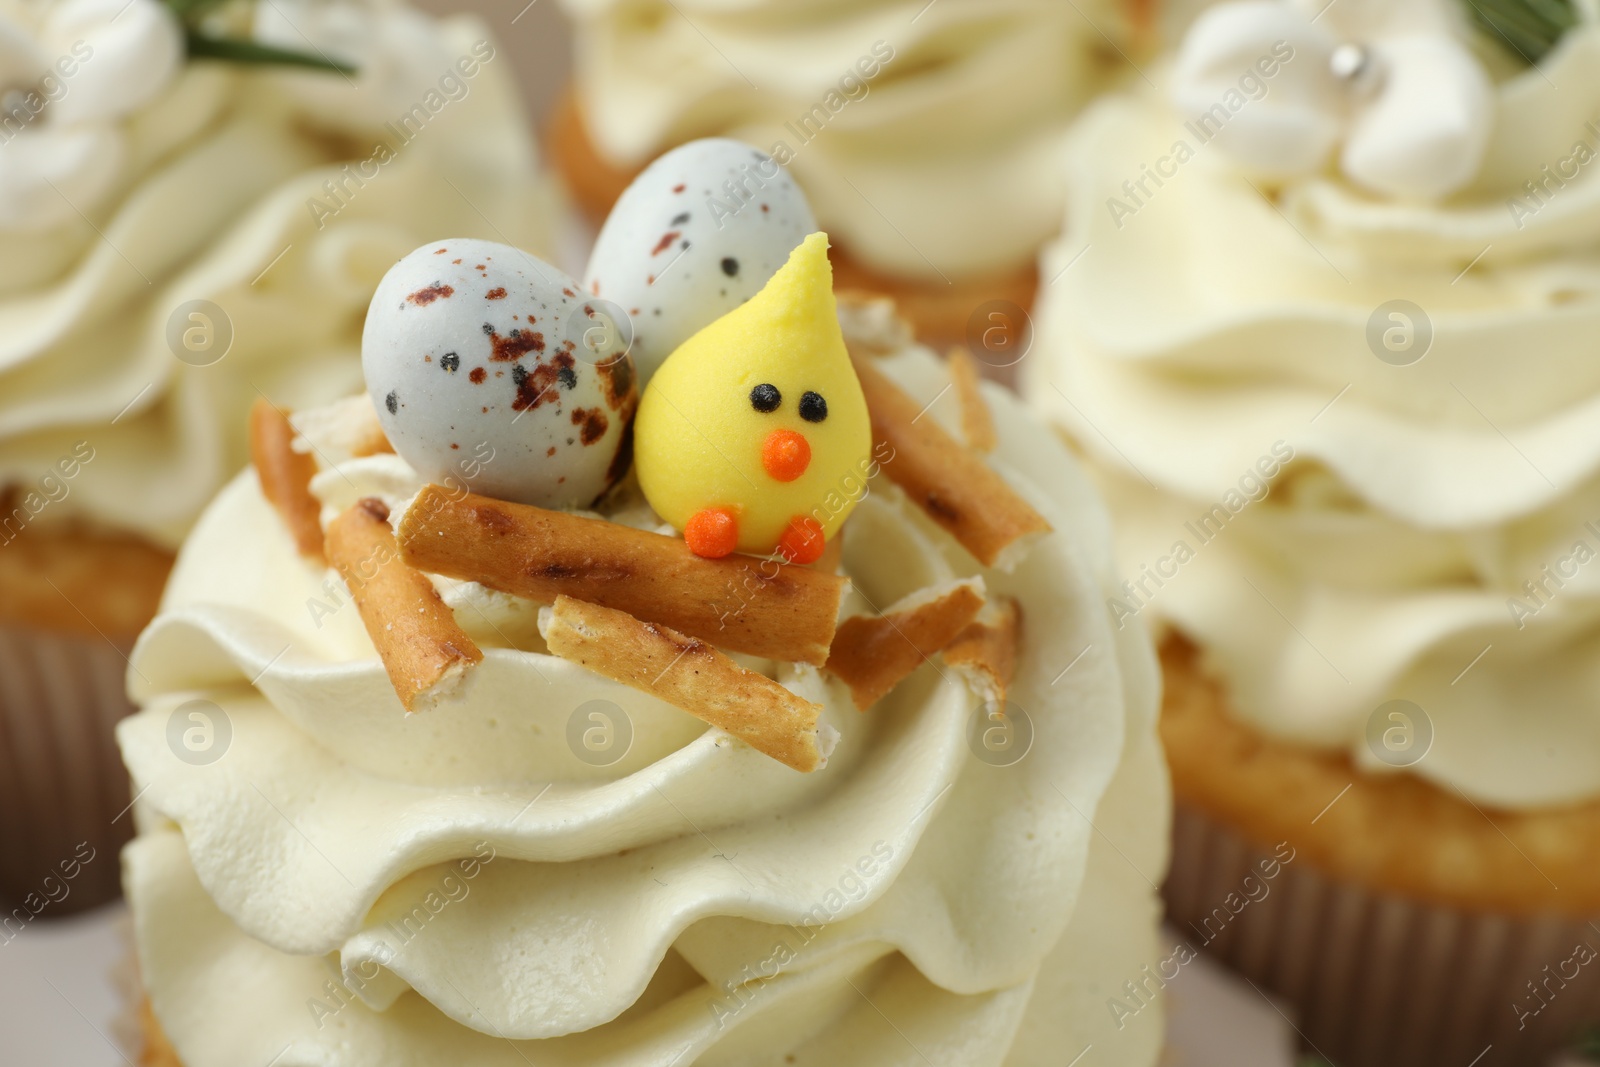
[183,30,356,75]
[163,0,357,75]
[1464,0,1577,64]
[164,0,229,17]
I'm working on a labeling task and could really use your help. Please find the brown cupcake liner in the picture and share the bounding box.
[0,621,135,918]
[120,936,178,1067]
[137,994,184,1067]
[1166,799,1600,1067]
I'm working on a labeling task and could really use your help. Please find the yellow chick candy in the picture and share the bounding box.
[635,232,871,563]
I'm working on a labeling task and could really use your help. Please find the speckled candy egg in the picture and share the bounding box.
[583,138,816,386]
[363,239,637,508]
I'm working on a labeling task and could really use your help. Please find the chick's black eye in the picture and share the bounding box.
[750,383,781,412]
[799,391,827,423]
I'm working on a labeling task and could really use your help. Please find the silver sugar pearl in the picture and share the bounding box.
[1331,42,1371,82]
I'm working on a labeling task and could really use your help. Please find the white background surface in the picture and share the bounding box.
[1,904,138,1065]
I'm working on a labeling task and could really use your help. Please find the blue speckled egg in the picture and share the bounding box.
[583,138,816,386]
[363,239,637,508]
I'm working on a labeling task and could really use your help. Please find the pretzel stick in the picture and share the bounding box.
[849,356,1050,570]
[947,347,996,453]
[826,577,986,711]
[540,596,832,772]
[943,597,1022,707]
[327,498,482,712]
[398,485,844,665]
[250,397,324,560]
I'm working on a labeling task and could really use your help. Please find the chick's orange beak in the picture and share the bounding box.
[761,428,810,482]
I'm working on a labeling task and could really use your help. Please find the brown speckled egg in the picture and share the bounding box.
[363,239,637,508]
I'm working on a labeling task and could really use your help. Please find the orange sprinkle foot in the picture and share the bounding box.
[686,508,739,558]
[777,517,825,565]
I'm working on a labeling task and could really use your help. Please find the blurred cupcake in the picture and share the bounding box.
[550,0,1161,342]
[1027,0,1600,1063]
[118,200,1168,1061]
[0,0,553,915]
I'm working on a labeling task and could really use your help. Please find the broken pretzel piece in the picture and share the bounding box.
[250,397,325,560]
[943,597,1022,708]
[540,595,833,773]
[834,289,914,355]
[399,485,845,666]
[947,347,997,454]
[849,355,1050,571]
[327,498,482,712]
[826,577,986,711]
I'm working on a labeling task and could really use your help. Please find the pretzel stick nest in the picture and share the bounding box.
[540,595,833,772]
[947,346,997,453]
[250,397,324,560]
[327,498,482,712]
[849,355,1050,571]
[942,597,1022,708]
[826,577,987,711]
[398,485,845,665]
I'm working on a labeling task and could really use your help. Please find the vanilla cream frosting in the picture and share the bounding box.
[1028,15,1600,808]
[120,344,1168,1064]
[558,0,1143,280]
[0,3,553,548]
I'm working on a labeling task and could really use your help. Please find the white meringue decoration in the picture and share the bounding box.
[252,0,459,132]
[44,0,183,125]
[1172,0,1341,176]
[0,0,182,230]
[1172,0,1494,200]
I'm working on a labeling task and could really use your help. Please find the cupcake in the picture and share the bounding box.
[1028,0,1600,1063]
[550,0,1160,342]
[0,0,553,914]
[119,145,1169,1065]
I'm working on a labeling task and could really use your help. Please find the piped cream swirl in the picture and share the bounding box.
[0,6,553,547]
[558,0,1145,280]
[121,344,1167,1064]
[1029,21,1600,808]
